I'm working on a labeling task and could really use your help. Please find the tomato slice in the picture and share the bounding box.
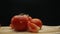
[31,18,42,29]
[27,21,40,32]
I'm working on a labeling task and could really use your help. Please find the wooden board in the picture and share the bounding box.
[0,25,60,34]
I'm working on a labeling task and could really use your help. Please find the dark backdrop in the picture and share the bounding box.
[0,0,60,26]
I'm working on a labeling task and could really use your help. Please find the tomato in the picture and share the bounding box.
[31,18,42,29]
[10,14,42,32]
[27,21,40,32]
[10,15,32,31]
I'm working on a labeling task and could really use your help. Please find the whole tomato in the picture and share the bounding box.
[10,15,32,31]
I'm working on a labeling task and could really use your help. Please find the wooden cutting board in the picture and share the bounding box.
[0,25,60,34]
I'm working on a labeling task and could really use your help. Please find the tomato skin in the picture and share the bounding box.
[11,15,29,31]
[31,18,42,29]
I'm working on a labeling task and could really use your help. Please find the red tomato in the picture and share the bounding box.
[27,21,40,32]
[10,15,32,31]
[31,18,42,29]
[10,14,42,32]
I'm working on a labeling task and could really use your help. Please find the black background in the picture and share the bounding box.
[0,0,60,26]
